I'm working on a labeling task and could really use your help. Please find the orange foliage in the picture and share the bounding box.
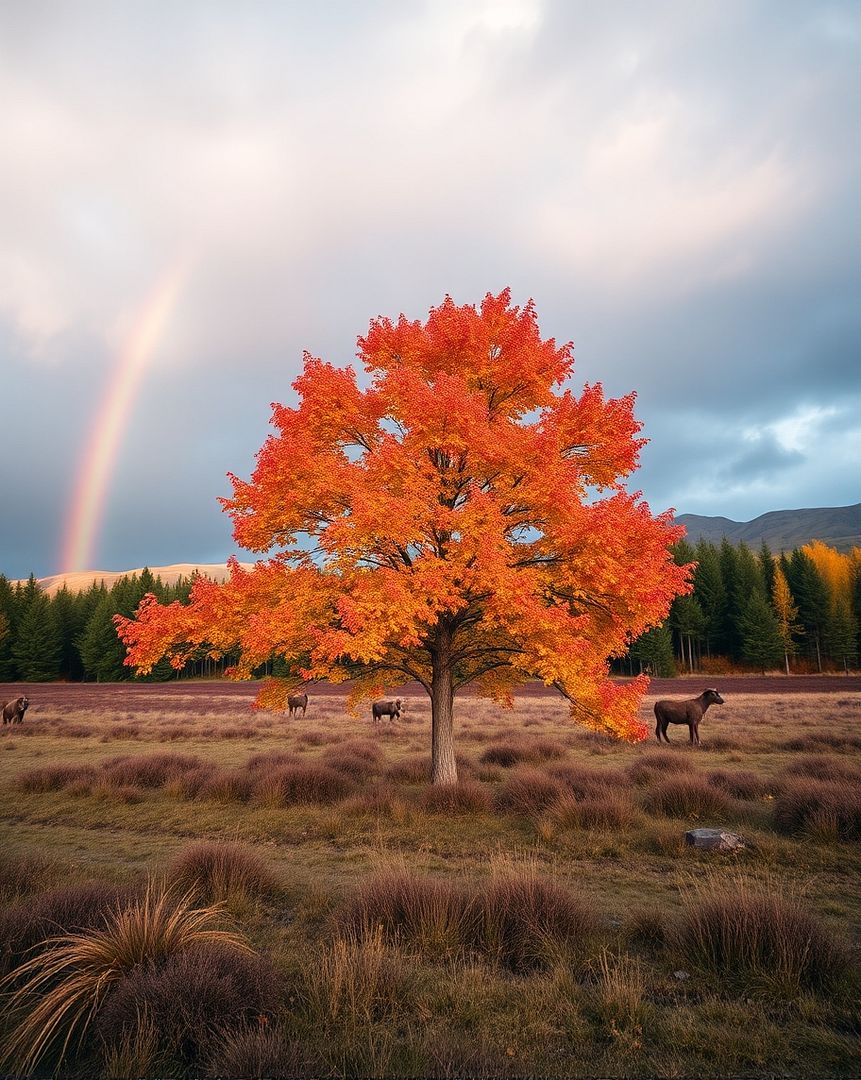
[802,541,853,606]
[116,291,691,744]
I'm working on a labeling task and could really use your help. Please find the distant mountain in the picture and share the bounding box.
[32,563,255,597]
[675,503,861,553]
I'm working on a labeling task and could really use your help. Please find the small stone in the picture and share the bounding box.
[685,827,748,851]
[673,970,690,981]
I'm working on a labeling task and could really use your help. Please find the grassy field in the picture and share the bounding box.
[1,679,860,1077]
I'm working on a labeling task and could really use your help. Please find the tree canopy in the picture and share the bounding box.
[116,291,691,783]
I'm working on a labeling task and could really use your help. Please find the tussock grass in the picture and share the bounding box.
[337,866,471,960]
[252,762,354,806]
[774,779,861,840]
[783,755,861,783]
[478,736,565,767]
[205,1023,305,1079]
[0,851,57,902]
[19,763,97,793]
[0,883,252,1075]
[676,875,848,993]
[103,752,205,788]
[167,840,280,903]
[625,749,695,785]
[644,774,734,819]
[301,926,408,1026]
[494,767,566,816]
[471,858,597,972]
[547,789,639,831]
[706,768,769,799]
[417,779,493,814]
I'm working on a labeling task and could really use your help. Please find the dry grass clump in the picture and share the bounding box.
[472,861,597,972]
[0,884,252,1075]
[199,768,257,803]
[341,782,409,818]
[548,790,639,831]
[783,755,861,783]
[301,926,408,1026]
[417,779,493,814]
[676,875,849,992]
[19,763,98,793]
[0,851,57,902]
[781,731,861,753]
[547,763,620,799]
[321,745,382,778]
[166,763,218,799]
[706,768,770,800]
[253,762,354,806]
[643,774,734,819]
[494,767,566,816]
[167,841,280,903]
[625,750,694,785]
[103,752,205,788]
[773,779,861,840]
[337,867,470,959]
[205,1023,306,1079]
[384,754,431,783]
[478,736,564,768]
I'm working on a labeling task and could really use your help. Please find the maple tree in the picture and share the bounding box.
[116,291,691,784]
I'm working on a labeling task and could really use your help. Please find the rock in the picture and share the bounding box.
[685,827,748,851]
[673,970,690,981]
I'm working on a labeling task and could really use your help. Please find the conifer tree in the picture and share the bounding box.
[78,594,129,681]
[0,574,18,681]
[693,540,726,658]
[787,550,829,672]
[739,592,784,673]
[630,623,676,677]
[12,591,62,681]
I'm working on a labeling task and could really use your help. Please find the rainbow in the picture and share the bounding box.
[61,259,190,573]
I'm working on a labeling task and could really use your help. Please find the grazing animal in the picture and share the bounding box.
[654,688,724,745]
[2,696,29,725]
[372,698,403,723]
[287,693,308,717]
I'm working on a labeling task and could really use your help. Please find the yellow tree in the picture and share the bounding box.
[803,541,858,671]
[116,291,692,784]
[772,564,802,675]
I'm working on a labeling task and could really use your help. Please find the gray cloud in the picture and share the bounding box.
[1,1,858,577]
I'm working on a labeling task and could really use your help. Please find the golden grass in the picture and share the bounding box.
[0,882,252,1076]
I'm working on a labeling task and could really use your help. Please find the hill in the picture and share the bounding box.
[32,563,255,597]
[675,502,861,552]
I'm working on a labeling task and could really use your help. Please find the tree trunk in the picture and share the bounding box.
[784,648,790,676]
[815,636,822,673]
[430,634,458,786]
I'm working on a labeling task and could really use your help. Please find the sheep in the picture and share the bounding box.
[2,696,29,725]
[287,693,308,717]
[654,688,724,745]
[372,698,403,723]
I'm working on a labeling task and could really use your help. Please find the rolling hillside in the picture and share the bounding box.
[675,502,861,552]
[32,563,255,597]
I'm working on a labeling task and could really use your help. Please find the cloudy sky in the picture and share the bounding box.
[1,0,859,579]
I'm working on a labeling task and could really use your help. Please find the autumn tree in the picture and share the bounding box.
[117,291,691,784]
[772,564,802,675]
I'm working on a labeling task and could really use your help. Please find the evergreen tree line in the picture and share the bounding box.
[623,538,861,677]
[2,538,859,684]
[0,570,236,683]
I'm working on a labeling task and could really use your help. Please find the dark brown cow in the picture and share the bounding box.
[372,698,402,723]
[2,696,29,725]
[654,689,724,745]
[287,693,308,717]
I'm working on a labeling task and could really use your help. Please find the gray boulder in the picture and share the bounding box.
[685,828,748,851]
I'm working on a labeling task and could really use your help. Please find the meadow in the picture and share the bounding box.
[1,678,860,1078]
